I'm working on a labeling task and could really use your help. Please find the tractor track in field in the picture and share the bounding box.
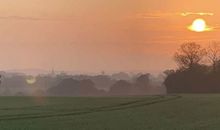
[0,95,182,121]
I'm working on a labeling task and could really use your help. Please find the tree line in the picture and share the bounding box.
[164,42,220,93]
[0,72,165,96]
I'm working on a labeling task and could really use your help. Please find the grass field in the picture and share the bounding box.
[0,95,220,129]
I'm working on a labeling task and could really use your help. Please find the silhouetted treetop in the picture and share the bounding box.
[174,42,206,69]
[207,41,220,72]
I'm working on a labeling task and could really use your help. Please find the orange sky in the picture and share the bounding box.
[0,0,220,74]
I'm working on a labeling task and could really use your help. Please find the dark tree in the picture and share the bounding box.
[174,42,206,69]
[207,41,220,72]
[48,78,104,96]
[164,42,220,93]
[109,80,133,96]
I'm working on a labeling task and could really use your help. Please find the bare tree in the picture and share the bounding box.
[207,41,220,72]
[174,42,206,69]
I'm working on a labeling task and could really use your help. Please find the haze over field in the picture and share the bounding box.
[0,0,220,74]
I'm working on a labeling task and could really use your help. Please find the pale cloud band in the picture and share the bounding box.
[0,16,42,21]
[0,16,74,21]
[181,12,214,17]
[138,12,214,19]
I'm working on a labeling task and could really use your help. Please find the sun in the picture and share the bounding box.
[188,18,212,32]
[190,19,206,32]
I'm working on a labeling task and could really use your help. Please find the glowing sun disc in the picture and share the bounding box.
[188,18,212,32]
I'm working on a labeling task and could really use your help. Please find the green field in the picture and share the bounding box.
[0,95,220,129]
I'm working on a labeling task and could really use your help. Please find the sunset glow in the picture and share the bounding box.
[0,0,219,74]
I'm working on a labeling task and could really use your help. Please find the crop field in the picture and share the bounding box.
[0,95,220,129]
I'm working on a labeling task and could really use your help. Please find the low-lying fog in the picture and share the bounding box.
[0,71,166,97]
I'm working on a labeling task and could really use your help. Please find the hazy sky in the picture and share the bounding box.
[0,0,220,74]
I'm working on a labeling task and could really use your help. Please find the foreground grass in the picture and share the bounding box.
[0,95,219,129]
